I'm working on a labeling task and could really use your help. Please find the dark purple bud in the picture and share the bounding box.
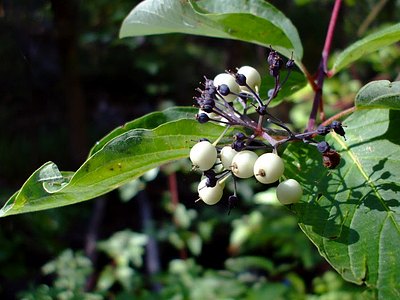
[286,59,295,69]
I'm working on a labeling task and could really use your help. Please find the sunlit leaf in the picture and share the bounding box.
[120,0,303,61]
[284,109,400,298]
[0,115,231,217]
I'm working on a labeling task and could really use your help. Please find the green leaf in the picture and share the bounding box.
[284,109,400,298]
[89,106,197,156]
[0,116,230,217]
[332,23,400,74]
[119,0,303,61]
[355,80,400,110]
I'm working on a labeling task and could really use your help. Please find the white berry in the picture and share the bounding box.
[213,73,241,102]
[197,178,225,205]
[276,179,303,204]
[220,146,238,169]
[231,150,258,178]
[237,66,261,92]
[190,141,217,171]
[253,153,285,184]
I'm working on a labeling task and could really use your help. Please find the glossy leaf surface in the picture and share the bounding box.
[120,0,303,61]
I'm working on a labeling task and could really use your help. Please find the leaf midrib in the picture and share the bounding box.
[333,133,400,236]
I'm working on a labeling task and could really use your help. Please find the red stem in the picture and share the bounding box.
[322,0,342,73]
[307,0,342,131]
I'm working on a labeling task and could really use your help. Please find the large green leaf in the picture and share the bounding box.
[283,109,400,299]
[332,23,400,74]
[0,117,230,217]
[119,0,303,61]
[355,80,400,110]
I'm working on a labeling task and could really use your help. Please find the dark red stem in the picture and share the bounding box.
[307,0,342,131]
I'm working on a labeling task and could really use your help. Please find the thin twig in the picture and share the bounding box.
[307,0,342,131]
[321,106,356,126]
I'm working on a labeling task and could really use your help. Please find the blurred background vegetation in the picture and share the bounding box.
[0,0,399,298]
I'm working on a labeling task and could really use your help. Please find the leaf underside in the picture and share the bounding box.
[284,109,400,299]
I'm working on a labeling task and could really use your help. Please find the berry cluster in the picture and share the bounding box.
[190,50,346,208]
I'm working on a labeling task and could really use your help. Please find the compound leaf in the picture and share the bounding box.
[120,0,303,61]
[355,80,400,110]
[284,109,400,299]
[332,23,400,74]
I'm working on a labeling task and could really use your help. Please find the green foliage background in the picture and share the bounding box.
[0,0,399,299]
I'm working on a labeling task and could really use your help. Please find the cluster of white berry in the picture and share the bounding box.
[189,49,345,210]
[190,139,302,206]
[190,62,303,207]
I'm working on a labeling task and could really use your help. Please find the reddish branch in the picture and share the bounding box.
[307,0,342,131]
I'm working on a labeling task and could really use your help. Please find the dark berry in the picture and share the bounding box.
[317,141,330,153]
[196,113,209,123]
[218,84,230,96]
[232,140,246,151]
[235,73,247,86]
[234,132,246,141]
[201,104,214,113]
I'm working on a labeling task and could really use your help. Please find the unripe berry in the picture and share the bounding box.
[190,140,217,171]
[197,178,225,205]
[237,66,261,92]
[231,150,258,179]
[220,146,238,169]
[276,179,303,204]
[253,153,285,184]
[213,73,241,102]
